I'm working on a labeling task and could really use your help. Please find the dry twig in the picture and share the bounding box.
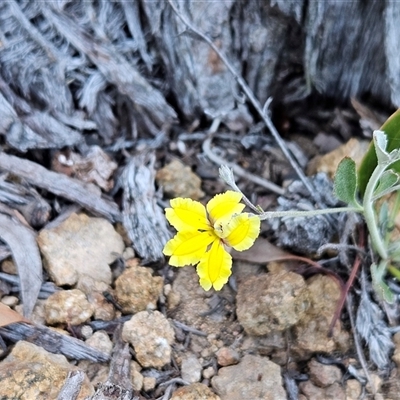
[202,135,284,195]
[0,322,110,362]
[57,370,85,400]
[0,205,42,317]
[167,0,315,198]
[346,293,376,395]
[0,153,121,222]
[122,152,171,262]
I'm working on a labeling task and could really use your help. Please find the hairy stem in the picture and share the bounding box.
[257,206,361,220]
[363,162,389,259]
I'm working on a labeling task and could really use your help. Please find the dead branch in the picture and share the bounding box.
[122,152,171,262]
[202,134,284,195]
[0,153,121,222]
[0,272,60,300]
[0,206,42,317]
[89,326,138,400]
[107,326,132,389]
[0,322,110,363]
[0,78,84,152]
[57,370,85,400]
[41,3,176,127]
[0,176,51,228]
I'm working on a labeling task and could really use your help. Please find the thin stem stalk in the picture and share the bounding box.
[257,206,361,220]
[363,162,389,259]
[167,0,316,198]
[388,265,400,280]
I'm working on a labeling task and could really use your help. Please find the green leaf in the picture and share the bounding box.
[371,261,395,304]
[378,200,396,247]
[388,241,400,262]
[373,130,390,164]
[378,200,389,236]
[333,157,360,207]
[359,108,400,195]
[374,169,399,198]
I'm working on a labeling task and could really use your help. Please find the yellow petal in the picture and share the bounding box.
[206,191,245,224]
[223,213,260,251]
[163,230,216,266]
[165,198,210,232]
[196,240,232,291]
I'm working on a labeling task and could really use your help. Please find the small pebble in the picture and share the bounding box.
[212,355,286,399]
[122,247,135,260]
[167,289,180,310]
[38,213,124,287]
[114,265,163,314]
[201,348,212,358]
[203,366,216,379]
[85,331,113,356]
[345,379,362,400]
[393,332,400,345]
[89,292,115,321]
[210,345,218,354]
[164,284,172,296]
[122,311,175,368]
[44,289,94,325]
[0,341,94,398]
[143,376,156,392]
[308,358,342,387]
[1,260,17,275]
[181,354,202,383]
[156,159,204,200]
[131,368,144,391]
[366,373,382,394]
[131,361,142,372]
[80,325,93,340]
[1,295,18,307]
[216,347,240,366]
[171,383,220,399]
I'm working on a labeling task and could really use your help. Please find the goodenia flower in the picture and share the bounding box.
[163,191,260,291]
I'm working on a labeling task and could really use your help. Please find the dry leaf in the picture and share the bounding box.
[351,98,386,135]
[0,302,26,327]
[231,237,290,264]
[233,238,344,289]
[52,146,117,191]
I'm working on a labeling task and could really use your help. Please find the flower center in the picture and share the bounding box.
[213,218,229,239]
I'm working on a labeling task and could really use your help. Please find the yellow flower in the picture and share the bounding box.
[163,191,260,291]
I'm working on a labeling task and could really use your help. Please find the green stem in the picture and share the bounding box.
[372,183,400,202]
[363,162,389,259]
[389,190,400,225]
[258,206,361,220]
[388,265,400,280]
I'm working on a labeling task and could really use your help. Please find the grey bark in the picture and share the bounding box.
[122,152,171,262]
[1,0,397,154]
[0,177,51,228]
[0,322,110,362]
[89,326,138,400]
[0,205,42,317]
[0,153,121,222]
[57,370,86,400]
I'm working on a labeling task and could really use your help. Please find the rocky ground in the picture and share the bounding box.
[0,131,400,400]
[0,2,399,399]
